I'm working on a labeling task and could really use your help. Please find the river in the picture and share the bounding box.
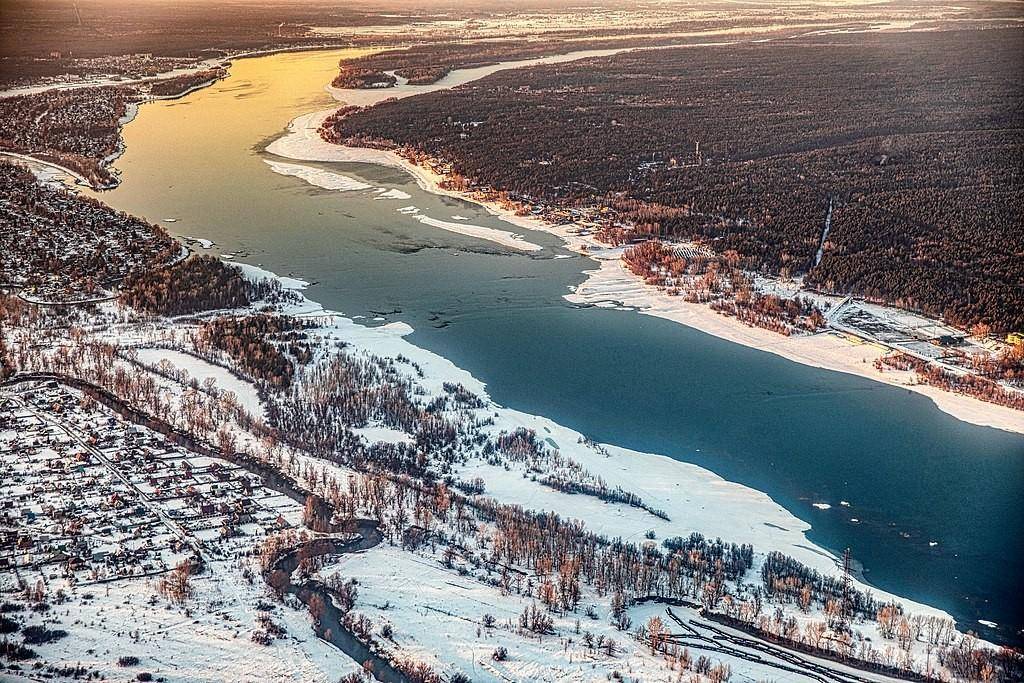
[85,48,1024,645]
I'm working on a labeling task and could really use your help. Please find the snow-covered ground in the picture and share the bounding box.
[8,558,361,683]
[0,380,361,682]
[1,259,999,681]
[244,263,972,631]
[319,544,723,682]
[132,346,264,417]
[353,423,416,445]
[0,57,228,100]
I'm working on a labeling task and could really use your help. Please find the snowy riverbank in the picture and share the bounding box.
[266,105,1024,436]
[231,260,996,647]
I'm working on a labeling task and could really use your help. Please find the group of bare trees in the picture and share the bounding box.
[876,353,1024,411]
[156,559,195,604]
[264,440,1021,682]
[622,239,826,335]
[194,313,310,388]
[120,255,279,316]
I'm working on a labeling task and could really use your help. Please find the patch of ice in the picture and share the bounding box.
[374,188,412,200]
[264,159,372,191]
[812,502,831,510]
[411,214,543,252]
[184,237,214,249]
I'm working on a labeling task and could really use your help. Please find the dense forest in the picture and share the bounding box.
[119,254,281,315]
[196,314,312,388]
[330,29,1024,332]
[146,68,226,97]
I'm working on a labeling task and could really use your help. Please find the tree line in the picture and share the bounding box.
[328,29,1024,332]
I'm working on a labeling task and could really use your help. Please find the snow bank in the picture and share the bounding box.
[374,188,412,200]
[566,254,1024,434]
[234,261,310,291]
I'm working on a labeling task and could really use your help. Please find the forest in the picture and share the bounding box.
[331,33,689,89]
[329,28,1024,332]
[119,254,275,316]
[145,68,226,97]
[196,314,312,388]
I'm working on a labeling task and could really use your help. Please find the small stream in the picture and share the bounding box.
[271,524,408,683]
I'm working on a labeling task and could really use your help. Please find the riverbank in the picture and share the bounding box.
[0,43,365,190]
[58,41,1021,648]
[233,262,981,638]
[266,107,1024,437]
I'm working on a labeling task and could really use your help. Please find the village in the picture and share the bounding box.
[0,160,182,304]
[0,380,302,594]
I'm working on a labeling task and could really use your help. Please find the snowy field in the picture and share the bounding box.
[132,346,264,417]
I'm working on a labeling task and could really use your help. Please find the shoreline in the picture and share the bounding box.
[237,262,981,633]
[234,254,1021,652]
[0,43,367,190]
[7,37,1019,436]
[267,108,1024,437]
[12,41,1012,651]
[0,42,363,100]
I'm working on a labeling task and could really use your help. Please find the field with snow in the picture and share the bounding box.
[2,259,1006,682]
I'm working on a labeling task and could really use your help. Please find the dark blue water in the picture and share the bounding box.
[410,304,1024,645]
[93,49,1024,646]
